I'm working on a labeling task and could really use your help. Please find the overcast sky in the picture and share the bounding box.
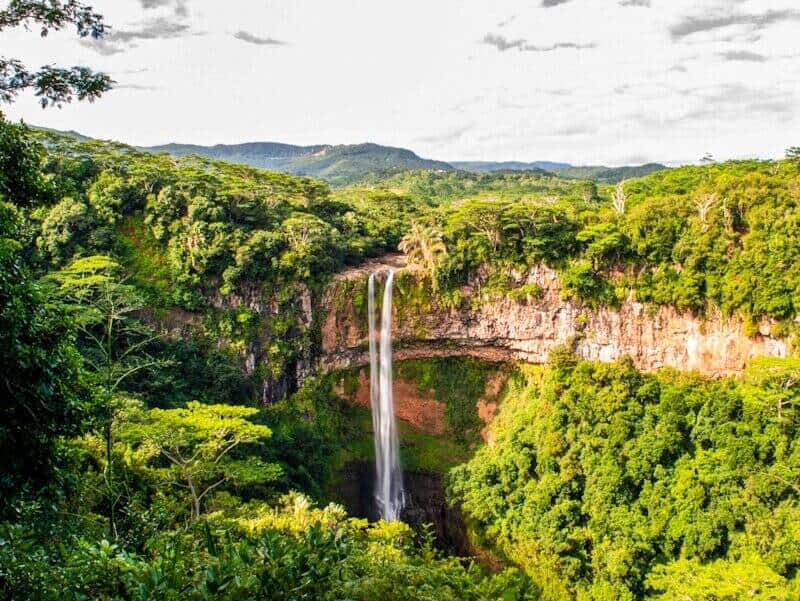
[3,0,799,165]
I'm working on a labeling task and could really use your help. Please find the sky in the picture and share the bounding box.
[3,0,800,165]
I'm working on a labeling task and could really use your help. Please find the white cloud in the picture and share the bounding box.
[233,30,287,46]
[4,0,799,165]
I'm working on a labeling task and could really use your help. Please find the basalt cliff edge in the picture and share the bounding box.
[319,259,788,378]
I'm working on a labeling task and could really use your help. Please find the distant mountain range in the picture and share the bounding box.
[452,161,666,182]
[144,141,666,184]
[450,160,573,172]
[553,163,668,182]
[35,127,666,185]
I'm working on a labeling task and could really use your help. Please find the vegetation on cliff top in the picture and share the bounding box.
[0,114,538,599]
[385,156,800,337]
[3,4,798,599]
[18,116,800,337]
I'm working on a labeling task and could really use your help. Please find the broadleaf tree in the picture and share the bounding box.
[118,402,281,519]
[50,255,168,535]
[0,0,113,107]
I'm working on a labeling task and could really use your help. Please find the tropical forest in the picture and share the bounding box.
[1,1,800,600]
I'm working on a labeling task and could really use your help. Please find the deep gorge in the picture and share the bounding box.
[322,356,508,555]
[303,258,792,564]
[198,255,794,560]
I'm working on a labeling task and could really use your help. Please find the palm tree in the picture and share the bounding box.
[398,222,447,291]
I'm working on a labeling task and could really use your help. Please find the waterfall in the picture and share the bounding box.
[367,270,404,521]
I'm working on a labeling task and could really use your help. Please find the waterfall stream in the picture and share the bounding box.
[367,270,404,521]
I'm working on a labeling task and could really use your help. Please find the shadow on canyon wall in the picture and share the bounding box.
[334,460,471,557]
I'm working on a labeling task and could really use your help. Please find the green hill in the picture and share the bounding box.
[32,127,666,186]
[145,140,453,186]
[553,162,667,182]
[145,141,326,166]
[450,160,667,182]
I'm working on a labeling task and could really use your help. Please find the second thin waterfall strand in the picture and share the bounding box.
[367,270,404,521]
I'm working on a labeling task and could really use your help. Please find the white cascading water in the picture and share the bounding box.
[367,270,404,521]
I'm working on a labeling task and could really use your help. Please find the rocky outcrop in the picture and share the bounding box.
[320,261,789,377]
[201,282,315,404]
[336,370,448,435]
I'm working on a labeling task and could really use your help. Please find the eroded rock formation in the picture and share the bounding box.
[320,260,788,377]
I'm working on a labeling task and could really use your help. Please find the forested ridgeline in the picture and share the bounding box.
[1,114,800,599]
[373,160,800,334]
[10,121,800,332]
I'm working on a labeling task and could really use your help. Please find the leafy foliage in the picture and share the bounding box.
[376,158,800,330]
[0,199,89,510]
[0,493,538,600]
[3,105,800,601]
[449,354,800,600]
[116,402,280,519]
[21,125,424,304]
[399,221,447,291]
[646,553,794,601]
[0,116,48,203]
[0,1,112,106]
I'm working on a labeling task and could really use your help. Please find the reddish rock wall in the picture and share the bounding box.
[335,367,507,439]
[320,263,788,378]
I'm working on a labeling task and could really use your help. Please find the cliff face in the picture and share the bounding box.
[320,262,788,377]
[334,367,507,440]
[333,461,471,556]
[207,282,315,404]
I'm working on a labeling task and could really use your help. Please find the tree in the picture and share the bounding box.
[51,256,163,403]
[500,203,579,264]
[693,192,717,232]
[576,222,626,268]
[118,402,280,519]
[742,357,800,423]
[37,196,96,264]
[0,200,89,509]
[0,0,113,107]
[647,555,790,601]
[581,180,597,203]
[0,114,47,204]
[446,200,504,258]
[50,255,166,535]
[278,212,340,279]
[612,181,626,215]
[785,146,800,165]
[398,221,447,291]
